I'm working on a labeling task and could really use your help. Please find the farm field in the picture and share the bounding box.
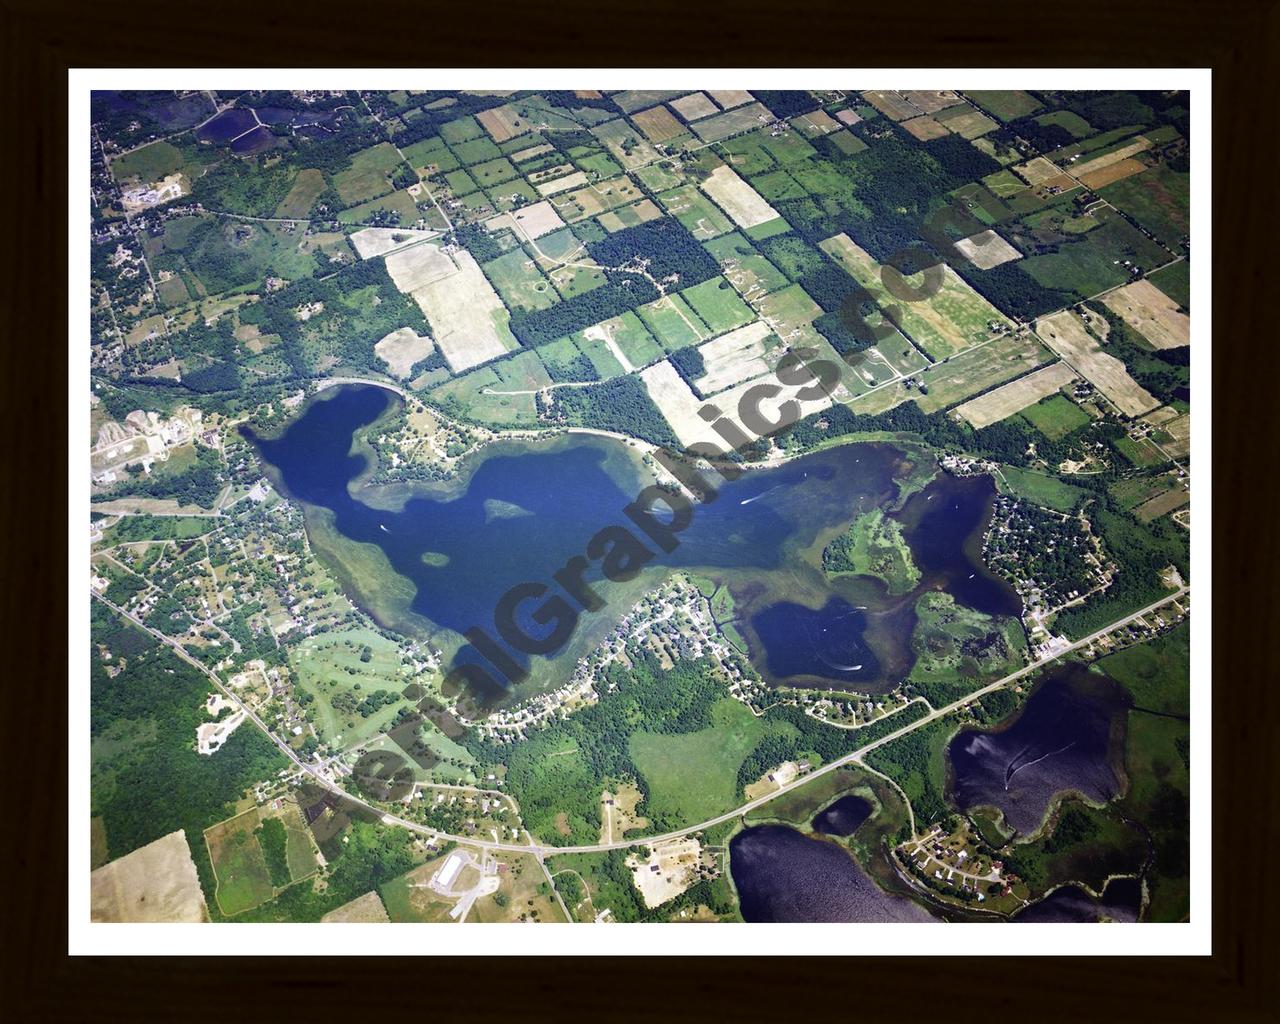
[91,830,208,923]
[1036,310,1159,417]
[1020,392,1093,439]
[694,320,773,394]
[658,184,734,240]
[820,233,1014,359]
[1101,279,1191,349]
[333,143,404,206]
[955,361,1078,429]
[205,808,276,917]
[879,330,1054,414]
[404,250,519,372]
[699,165,779,229]
[963,90,1042,121]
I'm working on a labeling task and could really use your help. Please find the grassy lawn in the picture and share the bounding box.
[1019,393,1091,439]
[997,464,1087,512]
[333,142,404,206]
[630,698,780,826]
[288,627,409,749]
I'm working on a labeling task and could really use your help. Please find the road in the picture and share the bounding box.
[91,585,1187,858]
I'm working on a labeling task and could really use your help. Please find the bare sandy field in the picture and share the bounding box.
[1036,310,1159,417]
[694,320,773,394]
[708,90,753,109]
[955,230,1023,270]
[488,199,566,241]
[699,165,779,229]
[901,90,961,114]
[641,356,837,449]
[536,170,589,197]
[404,249,518,372]
[91,830,208,923]
[350,227,438,260]
[375,327,435,379]
[955,360,1078,428]
[321,890,391,923]
[1102,279,1190,349]
[862,91,924,121]
[1078,158,1148,190]
[1072,138,1152,178]
[1014,157,1064,186]
[631,105,686,143]
[670,92,719,121]
[383,241,458,292]
[901,116,950,141]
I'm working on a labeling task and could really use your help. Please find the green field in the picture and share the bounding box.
[1035,109,1093,138]
[997,464,1087,512]
[440,115,485,145]
[820,234,1013,360]
[275,168,326,220]
[630,698,786,824]
[637,294,708,350]
[679,276,755,334]
[483,249,558,312]
[657,185,734,240]
[1018,211,1170,299]
[1148,260,1190,311]
[288,627,409,748]
[206,809,276,916]
[469,157,518,187]
[588,311,664,368]
[112,140,185,183]
[450,136,503,166]
[1019,393,1091,439]
[336,189,421,227]
[1100,161,1191,255]
[964,90,1043,122]
[333,143,404,206]
[702,231,790,298]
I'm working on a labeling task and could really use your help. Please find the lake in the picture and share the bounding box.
[947,664,1130,836]
[729,824,934,922]
[249,384,1020,702]
[811,794,874,836]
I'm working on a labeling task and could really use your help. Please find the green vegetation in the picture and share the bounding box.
[255,817,292,888]
[864,716,959,826]
[905,592,1027,704]
[630,698,781,824]
[821,509,920,595]
[1019,394,1091,440]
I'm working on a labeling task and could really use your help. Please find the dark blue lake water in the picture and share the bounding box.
[249,384,1019,700]
[730,824,933,922]
[1014,877,1141,922]
[197,108,257,143]
[811,794,874,836]
[948,664,1129,836]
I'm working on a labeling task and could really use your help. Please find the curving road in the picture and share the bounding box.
[91,586,1187,858]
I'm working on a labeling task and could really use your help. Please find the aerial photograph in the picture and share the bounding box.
[85,84,1194,930]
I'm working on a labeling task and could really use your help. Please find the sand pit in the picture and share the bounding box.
[1102,279,1190,349]
[91,830,208,923]
[699,165,779,229]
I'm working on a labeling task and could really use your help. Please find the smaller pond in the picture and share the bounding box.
[811,795,874,837]
[197,107,258,144]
